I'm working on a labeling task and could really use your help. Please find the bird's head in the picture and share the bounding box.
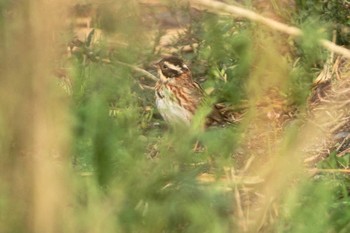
[156,56,190,83]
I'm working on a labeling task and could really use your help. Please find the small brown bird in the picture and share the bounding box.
[155,56,234,127]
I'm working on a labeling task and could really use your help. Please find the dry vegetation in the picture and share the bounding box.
[1,0,350,233]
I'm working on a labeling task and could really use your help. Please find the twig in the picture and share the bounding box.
[190,0,350,59]
[304,153,328,164]
[139,83,155,90]
[113,60,159,82]
[314,34,335,85]
[337,148,350,157]
[75,45,159,82]
[309,168,350,174]
[230,168,247,232]
[336,134,350,152]
[320,40,350,59]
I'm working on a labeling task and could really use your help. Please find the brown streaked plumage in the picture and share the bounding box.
[155,56,234,127]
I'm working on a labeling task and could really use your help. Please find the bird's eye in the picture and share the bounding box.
[162,64,168,69]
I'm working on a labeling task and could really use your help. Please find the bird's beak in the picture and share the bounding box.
[152,61,159,69]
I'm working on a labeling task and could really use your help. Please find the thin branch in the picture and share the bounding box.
[320,39,350,59]
[139,83,155,90]
[230,168,247,232]
[309,168,350,174]
[190,0,350,59]
[74,45,159,82]
[112,60,159,82]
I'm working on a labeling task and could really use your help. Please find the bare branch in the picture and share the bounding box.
[100,58,158,82]
[113,60,159,82]
[320,39,350,59]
